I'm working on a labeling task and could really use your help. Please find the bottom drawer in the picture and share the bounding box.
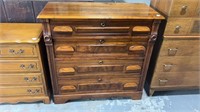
[58,75,140,94]
[151,72,200,88]
[0,86,45,96]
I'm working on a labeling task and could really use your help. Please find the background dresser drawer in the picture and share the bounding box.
[164,18,192,36]
[155,56,200,72]
[0,60,41,72]
[189,18,200,35]
[151,72,200,88]
[56,59,143,76]
[159,38,200,56]
[0,73,42,85]
[0,86,44,96]
[0,44,37,58]
[58,75,140,93]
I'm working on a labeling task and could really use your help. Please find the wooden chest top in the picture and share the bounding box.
[0,23,42,44]
[37,2,164,20]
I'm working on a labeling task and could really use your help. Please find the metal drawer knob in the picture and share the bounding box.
[163,64,173,72]
[27,89,40,94]
[168,48,178,56]
[24,77,37,82]
[99,39,105,44]
[20,64,35,70]
[97,78,102,82]
[159,79,168,86]
[100,22,106,27]
[98,60,104,64]
[180,5,187,15]
[174,25,181,33]
[9,49,24,54]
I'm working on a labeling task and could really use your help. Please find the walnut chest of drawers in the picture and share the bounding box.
[147,0,200,95]
[37,2,164,104]
[0,23,50,103]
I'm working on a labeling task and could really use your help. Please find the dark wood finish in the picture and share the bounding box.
[38,2,164,103]
[0,0,7,22]
[3,1,35,22]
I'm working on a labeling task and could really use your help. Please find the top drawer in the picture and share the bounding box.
[50,20,152,36]
[0,44,37,58]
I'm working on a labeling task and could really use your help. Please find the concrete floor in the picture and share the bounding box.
[1,0,200,112]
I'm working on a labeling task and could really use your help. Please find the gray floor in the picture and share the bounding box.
[1,0,200,112]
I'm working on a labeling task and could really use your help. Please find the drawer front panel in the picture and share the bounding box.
[51,20,152,36]
[58,75,140,93]
[0,73,42,85]
[170,0,198,16]
[0,44,37,58]
[164,18,192,36]
[54,41,147,57]
[151,72,200,88]
[0,60,41,72]
[56,60,143,76]
[0,86,44,96]
[159,39,200,56]
[155,56,200,72]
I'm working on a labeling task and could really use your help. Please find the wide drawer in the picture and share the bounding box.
[54,39,147,58]
[155,56,200,72]
[0,60,41,73]
[165,18,200,36]
[56,59,143,76]
[58,75,140,94]
[151,71,200,88]
[0,44,37,58]
[50,20,152,36]
[0,86,45,96]
[169,0,198,17]
[0,73,42,85]
[159,38,200,56]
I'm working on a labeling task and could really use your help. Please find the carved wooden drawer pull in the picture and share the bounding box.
[123,83,137,90]
[163,64,173,72]
[59,67,75,75]
[53,26,73,32]
[180,5,187,15]
[61,86,76,92]
[168,48,178,56]
[56,46,74,52]
[9,49,24,55]
[129,46,146,52]
[159,79,168,86]
[132,26,150,32]
[174,25,181,33]
[125,65,141,72]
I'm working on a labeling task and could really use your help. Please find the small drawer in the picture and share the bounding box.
[0,86,44,96]
[0,60,41,73]
[0,73,42,85]
[159,38,200,56]
[170,0,198,16]
[58,75,140,93]
[56,59,143,76]
[151,71,200,88]
[164,18,192,36]
[155,56,200,72]
[0,44,37,58]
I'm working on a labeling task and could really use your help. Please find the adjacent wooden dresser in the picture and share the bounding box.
[0,23,50,103]
[37,2,164,103]
[147,0,200,95]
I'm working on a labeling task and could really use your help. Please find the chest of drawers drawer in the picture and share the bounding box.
[0,73,42,85]
[58,75,140,94]
[56,59,143,76]
[0,86,45,96]
[151,72,200,88]
[159,38,200,56]
[155,56,200,72]
[0,44,37,58]
[0,60,41,73]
